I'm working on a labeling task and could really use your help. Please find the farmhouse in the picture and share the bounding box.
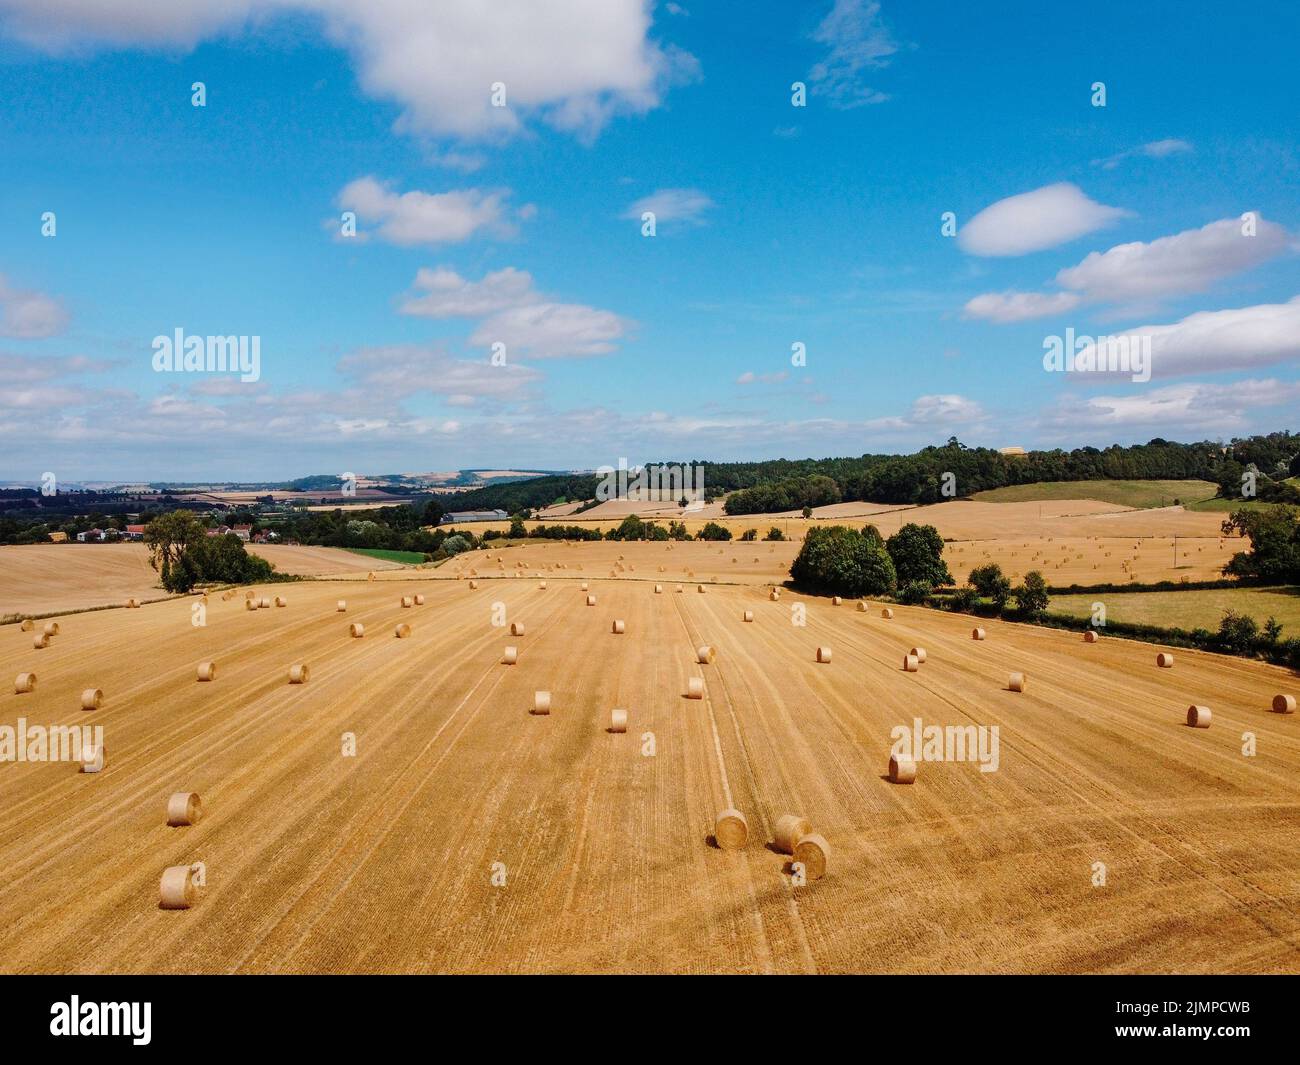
[445,510,508,523]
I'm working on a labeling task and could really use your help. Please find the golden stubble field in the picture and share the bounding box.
[1,546,1297,974]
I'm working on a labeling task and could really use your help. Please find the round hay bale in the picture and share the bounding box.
[580,581,589,591]
[1156,652,1174,668]
[1008,672,1026,693]
[245,599,257,611]
[401,596,413,608]
[696,645,715,664]
[15,672,36,694]
[881,608,894,619]
[81,743,105,774]
[538,581,546,590]
[414,594,425,606]
[1186,704,1211,728]
[889,754,917,784]
[698,584,706,594]
[349,622,365,638]
[714,809,748,850]
[126,598,139,609]
[510,621,526,636]
[686,677,704,699]
[774,814,812,855]
[42,620,62,637]
[654,584,663,593]
[816,646,832,664]
[1272,694,1296,714]
[610,708,628,733]
[367,572,375,581]
[743,610,754,623]
[289,664,309,684]
[20,619,33,631]
[856,601,867,612]
[832,596,842,606]
[196,661,216,682]
[395,623,411,638]
[971,627,986,641]
[337,600,347,612]
[611,619,625,634]
[166,791,202,827]
[910,647,927,664]
[80,688,102,710]
[502,646,518,665]
[274,596,286,607]
[676,584,684,593]
[770,590,781,601]
[259,597,271,609]
[159,865,198,909]
[793,833,829,880]
[245,590,255,600]
[586,594,597,607]
[533,690,551,715]
[469,579,478,589]
[1083,630,1098,643]
[33,633,48,649]
[902,653,919,672]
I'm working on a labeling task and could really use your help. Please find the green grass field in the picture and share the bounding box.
[343,548,425,565]
[972,479,1219,509]
[1051,585,1300,634]
[1184,497,1282,513]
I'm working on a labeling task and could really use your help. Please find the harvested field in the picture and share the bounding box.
[0,544,408,618]
[1,550,1296,974]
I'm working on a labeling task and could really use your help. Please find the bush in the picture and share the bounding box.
[1014,571,1049,616]
[790,525,897,597]
[968,563,1012,609]
[948,586,979,613]
[886,523,953,587]
[698,522,732,541]
[896,580,933,605]
[740,528,757,541]
[763,527,785,541]
[1216,609,1259,654]
[442,534,471,554]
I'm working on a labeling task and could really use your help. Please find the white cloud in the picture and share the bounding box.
[337,177,514,246]
[623,187,713,226]
[400,265,632,358]
[736,370,790,385]
[1054,214,1291,303]
[963,290,1082,323]
[337,344,541,403]
[0,1,695,142]
[1076,296,1300,379]
[400,267,537,319]
[864,393,987,433]
[958,183,1130,257]
[1094,138,1193,170]
[807,0,897,108]
[0,275,69,338]
[471,302,630,358]
[1039,378,1300,435]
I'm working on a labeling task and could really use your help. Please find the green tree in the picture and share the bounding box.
[790,526,897,597]
[698,522,732,541]
[740,528,757,541]
[969,563,1012,610]
[144,511,208,592]
[1014,570,1049,616]
[763,527,785,541]
[885,523,953,587]
[1221,505,1300,582]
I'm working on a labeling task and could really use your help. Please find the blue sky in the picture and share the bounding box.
[0,0,1297,481]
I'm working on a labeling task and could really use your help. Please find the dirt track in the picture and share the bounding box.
[1,557,1296,974]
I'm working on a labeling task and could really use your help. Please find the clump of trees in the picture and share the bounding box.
[1222,505,1300,582]
[885,524,952,589]
[790,525,897,597]
[144,511,275,592]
